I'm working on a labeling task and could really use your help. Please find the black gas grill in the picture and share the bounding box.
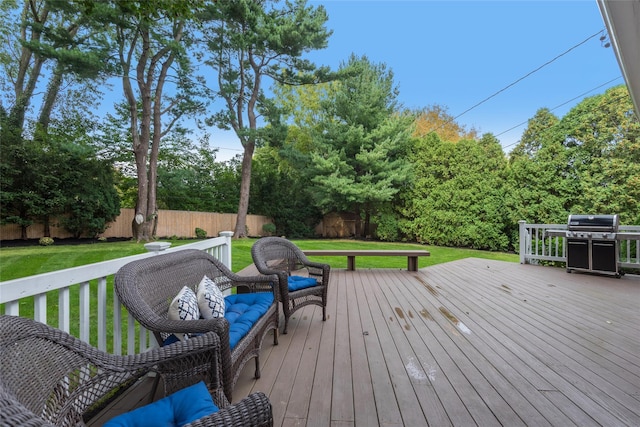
[548,214,620,277]
[566,214,619,276]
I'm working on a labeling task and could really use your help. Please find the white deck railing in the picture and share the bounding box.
[0,232,234,355]
[518,220,640,269]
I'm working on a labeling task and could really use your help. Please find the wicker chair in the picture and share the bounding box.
[0,315,273,427]
[251,237,330,334]
[114,249,279,401]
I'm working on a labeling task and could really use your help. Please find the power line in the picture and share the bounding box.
[211,145,243,152]
[496,75,623,149]
[428,29,607,135]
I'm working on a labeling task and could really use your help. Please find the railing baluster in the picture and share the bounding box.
[58,287,70,333]
[79,281,91,343]
[127,312,136,355]
[113,292,123,356]
[34,294,47,324]
[139,326,147,352]
[97,277,107,352]
[5,301,19,315]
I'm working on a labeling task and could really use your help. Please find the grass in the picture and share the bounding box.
[0,238,519,281]
[0,239,200,281]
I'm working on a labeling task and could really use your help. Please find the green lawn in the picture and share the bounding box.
[0,238,518,281]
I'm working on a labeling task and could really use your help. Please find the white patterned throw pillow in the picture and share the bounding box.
[168,286,200,341]
[196,275,226,319]
[168,286,200,321]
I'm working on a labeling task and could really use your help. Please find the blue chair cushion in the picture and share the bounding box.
[288,275,319,292]
[224,293,274,350]
[162,333,204,347]
[104,381,218,427]
[163,334,180,346]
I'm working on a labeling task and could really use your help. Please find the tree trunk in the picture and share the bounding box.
[131,140,150,242]
[132,217,154,242]
[354,205,362,238]
[35,64,64,138]
[364,210,371,238]
[43,215,50,237]
[9,3,48,135]
[234,142,255,238]
[152,214,159,238]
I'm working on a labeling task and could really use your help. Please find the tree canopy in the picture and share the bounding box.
[1,1,637,251]
[200,0,332,237]
[302,55,413,237]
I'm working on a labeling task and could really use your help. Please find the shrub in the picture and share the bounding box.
[262,223,276,236]
[39,237,54,246]
[195,227,207,239]
[374,212,400,242]
[97,237,107,242]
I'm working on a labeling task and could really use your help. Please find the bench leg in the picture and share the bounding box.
[408,256,418,271]
[347,256,356,271]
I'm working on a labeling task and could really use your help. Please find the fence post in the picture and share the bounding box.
[219,231,234,270]
[518,220,527,264]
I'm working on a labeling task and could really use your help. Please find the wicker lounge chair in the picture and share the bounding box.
[0,315,273,426]
[114,249,279,401]
[251,237,330,334]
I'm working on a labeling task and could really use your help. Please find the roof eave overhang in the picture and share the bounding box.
[597,0,640,119]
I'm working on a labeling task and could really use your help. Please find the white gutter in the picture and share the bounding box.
[597,0,640,119]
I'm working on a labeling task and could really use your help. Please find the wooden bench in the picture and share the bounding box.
[302,249,430,272]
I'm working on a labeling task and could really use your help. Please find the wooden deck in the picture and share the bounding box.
[93,258,640,426]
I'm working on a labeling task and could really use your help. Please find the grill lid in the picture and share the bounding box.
[567,214,619,231]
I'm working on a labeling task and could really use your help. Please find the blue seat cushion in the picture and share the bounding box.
[288,275,319,292]
[104,381,218,427]
[224,293,274,350]
[162,333,203,347]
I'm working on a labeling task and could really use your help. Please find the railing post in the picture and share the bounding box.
[519,220,527,264]
[144,242,171,253]
[219,231,234,270]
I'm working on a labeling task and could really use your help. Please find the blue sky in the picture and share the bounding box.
[209,1,624,160]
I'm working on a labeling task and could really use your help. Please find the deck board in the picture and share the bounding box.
[92,258,640,427]
[332,270,355,425]
[353,271,405,427]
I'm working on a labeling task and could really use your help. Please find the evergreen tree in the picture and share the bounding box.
[308,55,413,238]
[250,146,321,238]
[402,133,509,250]
[505,108,575,227]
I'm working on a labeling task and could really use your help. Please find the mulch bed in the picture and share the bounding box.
[0,237,132,248]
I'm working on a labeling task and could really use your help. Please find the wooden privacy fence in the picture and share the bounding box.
[0,209,272,240]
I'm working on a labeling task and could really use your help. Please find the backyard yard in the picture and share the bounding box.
[0,238,519,281]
